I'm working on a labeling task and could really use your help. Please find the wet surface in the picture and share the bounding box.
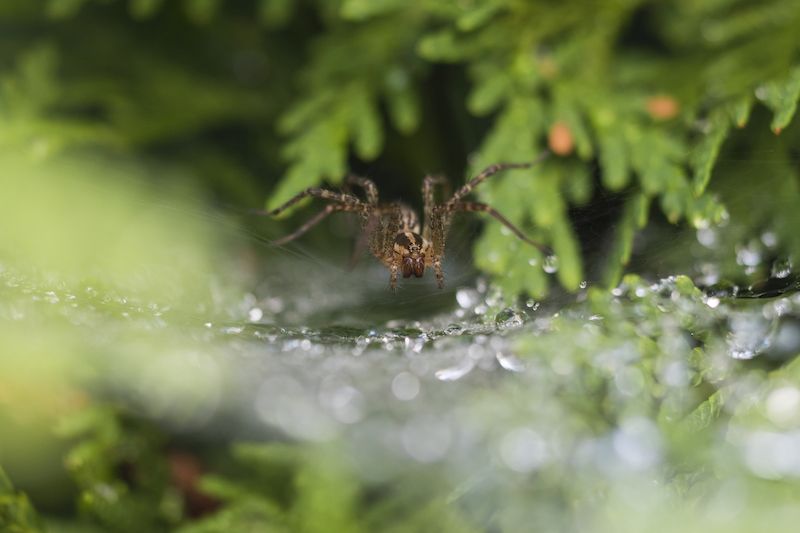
[3,251,800,490]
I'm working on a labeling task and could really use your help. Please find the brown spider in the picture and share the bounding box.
[260,151,551,290]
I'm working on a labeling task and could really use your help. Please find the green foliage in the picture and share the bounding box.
[1,1,799,293]
[601,193,650,287]
[56,406,180,532]
[178,442,483,533]
[3,5,800,532]
[0,466,44,533]
[267,13,426,210]
[257,0,800,294]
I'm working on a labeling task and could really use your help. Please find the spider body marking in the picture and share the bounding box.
[259,151,550,291]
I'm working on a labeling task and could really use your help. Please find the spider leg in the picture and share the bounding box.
[345,175,379,205]
[433,259,444,289]
[252,187,363,217]
[271,204,354,246]
[422,175,450,235]
[367,203,405,291]
[446,150,550,207]
[452,201,552,255]
[389,262,399,292]
[422,205,450,289]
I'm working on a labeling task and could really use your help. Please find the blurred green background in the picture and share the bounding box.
[2,1,800,532]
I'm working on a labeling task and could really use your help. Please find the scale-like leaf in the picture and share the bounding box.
[691,109,731,195]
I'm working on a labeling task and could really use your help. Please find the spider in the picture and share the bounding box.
[260,151,551,290]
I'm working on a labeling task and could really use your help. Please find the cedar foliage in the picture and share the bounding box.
[1,1,798,295]
[2,2,800,531]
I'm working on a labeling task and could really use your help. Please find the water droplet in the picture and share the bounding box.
[318,377,364,424]
[579,280,588,289]
[265,297,284,313]
[525,299,539,310]
[434,359,475,381]
[761,231,778,248]
[476,277,488,293]
[403,336,425,353]
[402,415,452,463]
[613,418,662,470]
[444,324,464,336]
[256,377,336,441]
[93,483,120,503]
[766,387,800,427]
[727,312,774,359]
[692,216,710,230]
[543,254,559,274]
[735,242,762,267]
[495,308,524,329]
[771,258,792,279]
[741,430,800,479]
[697,262,720,286]
[44,291,59,304]
[248,307,263,321]
[499,428,548,472]
[496,351,525,372]
[391,372,420,401]
[696,227,717,248]
[527,257,539,267]
[455,288,480,309]
[661,361,689,388]
[706,296,720,309]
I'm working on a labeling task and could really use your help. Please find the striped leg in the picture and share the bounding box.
[452,202,552,255]
[254,187,363,217]
[446,151,549,207]
[433,259,444,289]
[346,175,379,205]
[422,175,449,230]
[389,262,399,292]
[271,204,356,246]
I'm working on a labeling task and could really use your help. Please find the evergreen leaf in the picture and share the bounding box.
[596,125,629,190]
[340,0,405,21]
[691,109,731,195]
[129,0,163,19]
[45,0,88,19]
[183,0,220,24]
[258,0,294,27]
[466,66,511,116]
[417,30,467,62]
[350,87,384,160]
[761,65,800,134]
[0,466,44,533]
[384,67,421,134]
[551,216,583,291]
[602,193,650,288]
[728,94,754,128]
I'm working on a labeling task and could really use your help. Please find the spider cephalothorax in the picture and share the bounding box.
[259,152,550,290]
[394,231,430,278]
